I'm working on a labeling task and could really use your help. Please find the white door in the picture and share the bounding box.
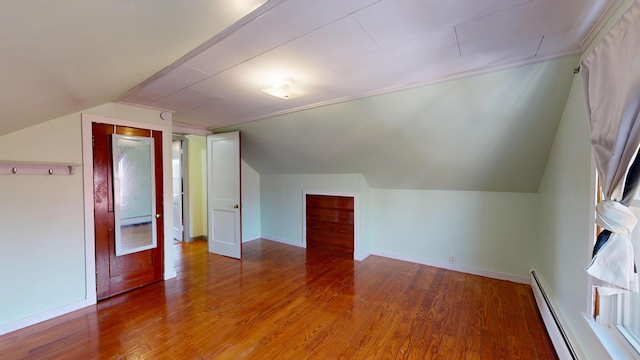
[172,140,183,241]
[207,132,241,259]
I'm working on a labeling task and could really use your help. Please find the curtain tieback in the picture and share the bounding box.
[596,200,637,235]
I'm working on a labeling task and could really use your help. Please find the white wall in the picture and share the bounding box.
[0,116,84,326]
[357,176,372,258]
[0,102,174,333]
[536,69,601,358]
[371,189,537,281]
[260,173,367,255]
[242,160,261,242]
[260,173,534,279]
[535,1,634,358]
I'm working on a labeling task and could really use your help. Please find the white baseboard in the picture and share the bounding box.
[187,235,207,242]
[0,299,94,336]
[370,249,529,284]
[242,236,261,243]
[261,235,306,248]
[260,235,370,261]
[354,251,371,261]
[530,269,579,359]
[164,270,177,280]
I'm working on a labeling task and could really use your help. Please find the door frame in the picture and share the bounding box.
[81,114,176,304]
[302,190,361,260]
[172,135,191,242]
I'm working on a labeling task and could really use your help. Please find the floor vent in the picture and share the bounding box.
[530,270,579,360]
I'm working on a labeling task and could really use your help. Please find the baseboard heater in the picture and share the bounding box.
[530,270,579,360]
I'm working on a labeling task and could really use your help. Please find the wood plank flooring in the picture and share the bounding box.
[0,239,558,359]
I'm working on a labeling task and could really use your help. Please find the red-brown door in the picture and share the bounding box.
[93,123,164,300]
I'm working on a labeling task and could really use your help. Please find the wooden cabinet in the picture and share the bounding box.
[306,194,354,257]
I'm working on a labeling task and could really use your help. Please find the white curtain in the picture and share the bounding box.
[582,0,640,295]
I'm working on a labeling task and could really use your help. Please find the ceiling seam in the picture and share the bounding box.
[455,0,534,27]
[454,25,462,57]
[351,14,381,50]
[115,0,285,103]
[116,0,605,133]
[534,35,544,57]
[136,1,386,107]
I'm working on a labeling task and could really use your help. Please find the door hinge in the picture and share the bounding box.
[92,135,95,147]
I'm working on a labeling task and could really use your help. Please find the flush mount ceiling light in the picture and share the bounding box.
[262,78,308,99]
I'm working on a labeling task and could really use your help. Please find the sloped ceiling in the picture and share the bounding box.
[0,1,620,192]
[220,56,578,192]
[120,0,614,129]
[114,0,615,192]
[0,0,269,136]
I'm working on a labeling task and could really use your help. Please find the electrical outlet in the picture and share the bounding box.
[449,255,455,264]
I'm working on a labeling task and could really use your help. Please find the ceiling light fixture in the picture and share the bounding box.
[262,78,308,99]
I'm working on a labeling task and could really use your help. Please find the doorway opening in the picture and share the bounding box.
[172,137,188,242]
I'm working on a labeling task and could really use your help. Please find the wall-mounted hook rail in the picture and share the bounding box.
[0,161,80,175]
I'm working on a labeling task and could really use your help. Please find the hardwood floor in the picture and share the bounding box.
[0,240,557,359]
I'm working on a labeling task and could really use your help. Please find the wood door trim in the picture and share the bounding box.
[302,190,361,260]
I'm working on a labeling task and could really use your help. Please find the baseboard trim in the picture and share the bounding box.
[189,235,207,242]
[242,236,261,243]
[354,251,372,261]
[530,269,579,359]
[370,249,528,284]
[164,270,177,280]
[0,299,94,336]
[261,235,306,248]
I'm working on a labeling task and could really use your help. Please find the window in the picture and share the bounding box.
[587,178,640,358]
[614,199,640,353]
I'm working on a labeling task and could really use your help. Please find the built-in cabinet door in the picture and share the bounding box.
[306,194,354,257]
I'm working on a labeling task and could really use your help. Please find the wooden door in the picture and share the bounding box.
[306,195,354,257]
[207,132,242,259]
[93,123,164,300]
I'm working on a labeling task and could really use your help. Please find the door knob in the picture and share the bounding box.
[233,204,239,209]
[156,214,162,218]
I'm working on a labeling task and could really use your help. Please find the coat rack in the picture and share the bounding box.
[0,161,80,175]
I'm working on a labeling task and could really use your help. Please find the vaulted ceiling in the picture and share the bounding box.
[120,0,614,129]
[221,56,578,192]
[0,0,623,192]
[0,0,268,136]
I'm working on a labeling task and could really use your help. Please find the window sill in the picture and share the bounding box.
[583,313,639,359]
